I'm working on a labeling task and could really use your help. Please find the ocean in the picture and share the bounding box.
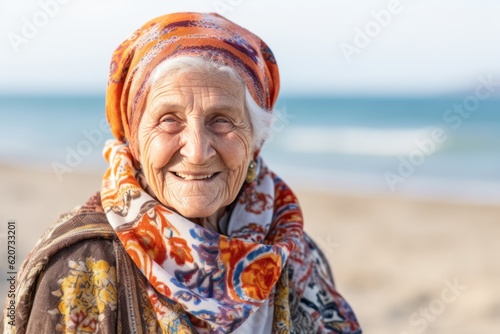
[1,95,499,205]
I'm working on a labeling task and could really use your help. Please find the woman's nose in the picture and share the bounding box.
[179,124,216,164]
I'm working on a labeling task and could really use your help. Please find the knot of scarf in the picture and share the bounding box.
[100,139,303,332]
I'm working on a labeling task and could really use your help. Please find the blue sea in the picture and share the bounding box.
[1,95,499,205]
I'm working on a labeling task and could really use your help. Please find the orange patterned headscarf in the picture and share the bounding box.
[105,12,280,159]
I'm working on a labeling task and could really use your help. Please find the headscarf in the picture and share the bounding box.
[105,12,280,160]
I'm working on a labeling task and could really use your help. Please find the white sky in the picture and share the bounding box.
[1,0,499,96]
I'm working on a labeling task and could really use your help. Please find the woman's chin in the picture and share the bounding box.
[160,177,230,219]
[172,199,222,220]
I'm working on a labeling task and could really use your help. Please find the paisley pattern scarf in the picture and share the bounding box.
[100,140,304,333]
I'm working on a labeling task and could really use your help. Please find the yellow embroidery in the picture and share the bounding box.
[50,258,117,333]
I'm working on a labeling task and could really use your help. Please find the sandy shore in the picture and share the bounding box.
[1,165,499,333]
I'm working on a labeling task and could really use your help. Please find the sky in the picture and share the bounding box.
[0,0,500,96]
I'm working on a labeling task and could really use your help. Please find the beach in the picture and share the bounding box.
[1,165,499,333]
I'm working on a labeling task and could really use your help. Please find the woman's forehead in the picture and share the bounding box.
[148,71,245,102]
[146,70,246,113]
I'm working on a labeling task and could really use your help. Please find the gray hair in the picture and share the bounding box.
[148,56,275,149]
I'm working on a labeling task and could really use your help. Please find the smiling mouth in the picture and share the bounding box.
[173,172,219,180]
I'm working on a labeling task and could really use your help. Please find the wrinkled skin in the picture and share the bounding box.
[137,69,254,224]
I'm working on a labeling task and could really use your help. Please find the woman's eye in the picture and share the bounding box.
[214,118,229,124]
[159,115,183,133]
[210,117,234,133]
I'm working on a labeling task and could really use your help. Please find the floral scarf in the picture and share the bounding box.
[100,140,304,333]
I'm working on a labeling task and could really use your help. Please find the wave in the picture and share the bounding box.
[272,126,440,156]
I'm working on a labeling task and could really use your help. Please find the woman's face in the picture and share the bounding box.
[137,69,254,219]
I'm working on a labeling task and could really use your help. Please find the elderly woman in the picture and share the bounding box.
[2,12,360,333]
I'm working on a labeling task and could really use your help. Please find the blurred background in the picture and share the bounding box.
[1,0,499,333]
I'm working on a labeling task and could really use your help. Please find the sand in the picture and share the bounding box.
[1,165,499,333]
